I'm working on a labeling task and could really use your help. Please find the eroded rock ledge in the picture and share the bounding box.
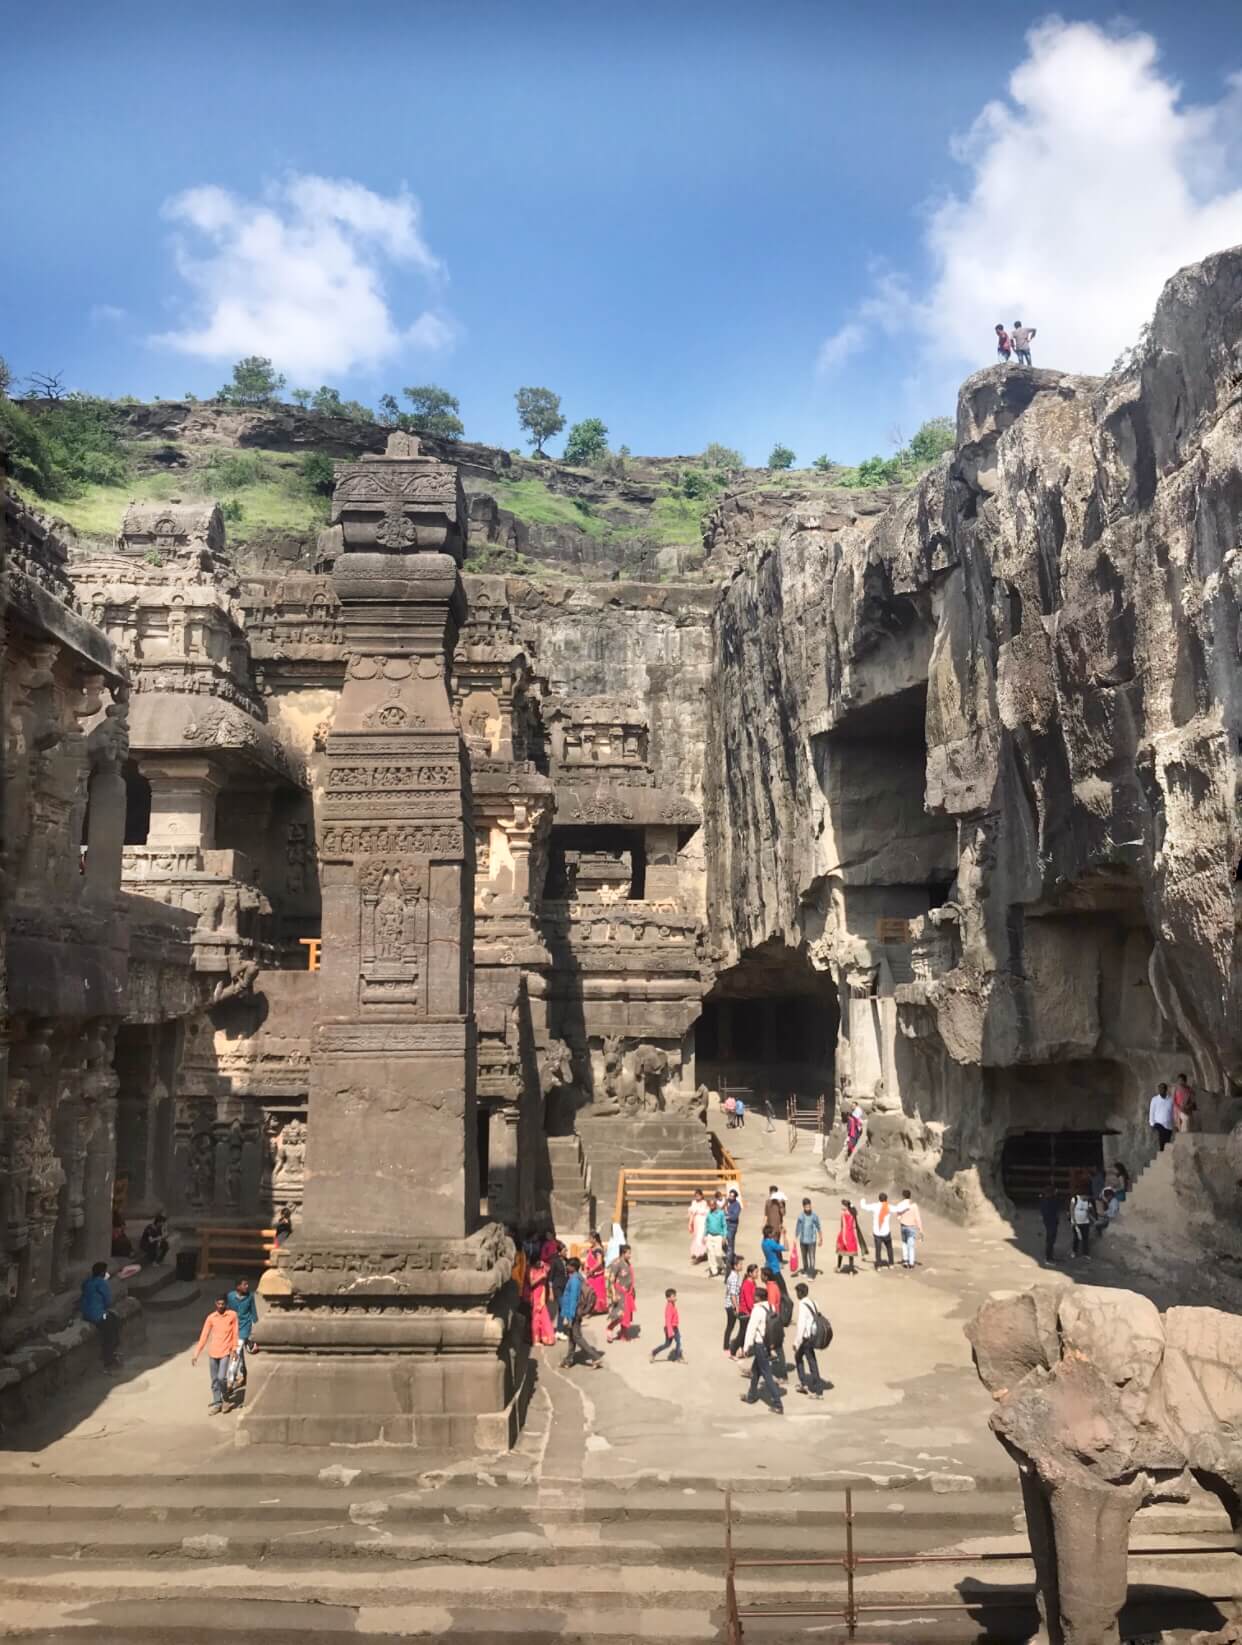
[706,249,1241,1217]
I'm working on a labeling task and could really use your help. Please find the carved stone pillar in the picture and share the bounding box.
[141,757,223,851]
[244,434,520,1452]
[84,696,130,902]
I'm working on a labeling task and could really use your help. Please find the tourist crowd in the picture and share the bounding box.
[516,1176,927,1416]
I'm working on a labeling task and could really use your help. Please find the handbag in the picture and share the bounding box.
[789,1243,799,1275]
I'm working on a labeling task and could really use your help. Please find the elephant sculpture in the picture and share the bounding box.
[967,1280,1242,1645]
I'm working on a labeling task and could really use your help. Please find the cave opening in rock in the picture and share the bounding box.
[1001,1128,1119,1204]
[695,940,838,1108]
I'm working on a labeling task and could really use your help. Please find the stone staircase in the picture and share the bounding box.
[546,1133,595,1234]
[1104,1132,1242,1296]
[575,1117,724,1231]
[0,1463,1232,1642]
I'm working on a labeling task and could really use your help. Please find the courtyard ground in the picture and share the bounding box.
[1,1117,1236,1641]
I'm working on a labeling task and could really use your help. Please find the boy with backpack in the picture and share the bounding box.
[793,1281,832,1397]
[739,1292,784,1414]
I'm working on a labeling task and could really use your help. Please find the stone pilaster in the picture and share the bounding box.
[243,435,522,1451]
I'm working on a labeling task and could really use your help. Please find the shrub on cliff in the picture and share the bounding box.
[397,385,464,440]
[300,451,336,496]
[563,417,609,465]
[768,444,795,470]
[702,442,743,473]
[309,385,374,422]
[0,398,61,494]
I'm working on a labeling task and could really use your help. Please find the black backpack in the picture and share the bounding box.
[809,1302,833,1352]
[778,1291,794,1329]
[762,1307,782,1353]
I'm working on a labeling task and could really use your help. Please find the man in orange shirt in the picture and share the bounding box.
[192,1294,240,1414]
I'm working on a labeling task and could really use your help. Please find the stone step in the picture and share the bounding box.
[0,1482,1029,1527]
[140,1279,202,1312]
[0,1548,1228,1613]
[0,1505,1228,1564]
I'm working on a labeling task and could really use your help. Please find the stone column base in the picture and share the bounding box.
[235,1226,526,1452]
[238,1350,522,1451]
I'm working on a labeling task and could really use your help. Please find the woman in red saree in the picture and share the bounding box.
[528,1258,557,1346]
[582,1232,607,1315]
[835,1200,860,1276]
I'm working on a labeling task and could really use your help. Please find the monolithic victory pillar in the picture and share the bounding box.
[243,434,519,1450]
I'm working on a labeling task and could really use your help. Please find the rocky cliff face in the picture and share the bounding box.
[706,250,1241,1214]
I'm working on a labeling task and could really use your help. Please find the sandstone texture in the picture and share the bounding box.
[706,250,1241,1217]
[4,247,1240,1434]
[969,1280,1242,1644]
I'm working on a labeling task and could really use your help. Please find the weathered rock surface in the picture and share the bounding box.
[705,249,1242,1216]
[968,1281,1242,1645]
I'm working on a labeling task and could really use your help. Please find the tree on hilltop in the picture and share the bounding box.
[310,385,373,422]
[515,386,565,456]
[768,443,795,470]
[400,384,464,440]
[563,417,609,465]
[217,356,285,406]
[702,442,743,472]
[290,388,312,409]
[0,357,12,399]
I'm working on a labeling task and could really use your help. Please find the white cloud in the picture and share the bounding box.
[818,20,1242,387]
[89,304,126,326]
[152,174,453,378]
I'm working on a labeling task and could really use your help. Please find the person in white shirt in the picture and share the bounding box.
[792,1283,826,1397]
[1148,1084,1175,1151]
[739,1297,784,1414]
[859,1193,895,1269]
[1070,1186,1094,1259]
[892,1191,924,1269]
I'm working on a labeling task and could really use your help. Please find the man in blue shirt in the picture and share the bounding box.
[794,1198,823,1279]
[761,1225,786,1275]
[80,1261,121,1370]
[227,1277,259,1346]
[559,1257,603,1371]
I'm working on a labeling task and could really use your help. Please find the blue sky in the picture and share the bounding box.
[7,2,1242,463]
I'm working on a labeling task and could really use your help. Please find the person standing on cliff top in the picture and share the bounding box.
[995,323,1013,363]
[1012,321,1037,365]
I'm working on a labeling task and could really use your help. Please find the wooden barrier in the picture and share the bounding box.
[613,1150,742,1230]
[299,937,321,971]
[197,1226,277,1280]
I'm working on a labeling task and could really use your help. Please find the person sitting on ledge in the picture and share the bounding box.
[140,1211,169,1265]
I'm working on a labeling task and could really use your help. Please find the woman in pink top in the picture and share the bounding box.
[527,1259,557,1347]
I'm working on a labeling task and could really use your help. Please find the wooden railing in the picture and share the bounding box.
[299,937,321,971]
[613,1148,742,1230]
[196,1226,277,1279]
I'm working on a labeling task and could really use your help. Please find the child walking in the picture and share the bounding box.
[650,1287,684,1362]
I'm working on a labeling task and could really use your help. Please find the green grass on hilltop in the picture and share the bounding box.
[43,443,330,542]
[488,475,610,539]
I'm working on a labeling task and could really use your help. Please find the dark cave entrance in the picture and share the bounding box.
[695,940,838,1108]
[1001,1129,1119,1204]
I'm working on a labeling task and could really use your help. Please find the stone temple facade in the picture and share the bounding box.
[2,248,1239,1431]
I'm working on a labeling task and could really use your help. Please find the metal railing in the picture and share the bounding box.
[196,1226,277,1279]
[724,1486,1236,1641]
[613,1150,742,1230]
